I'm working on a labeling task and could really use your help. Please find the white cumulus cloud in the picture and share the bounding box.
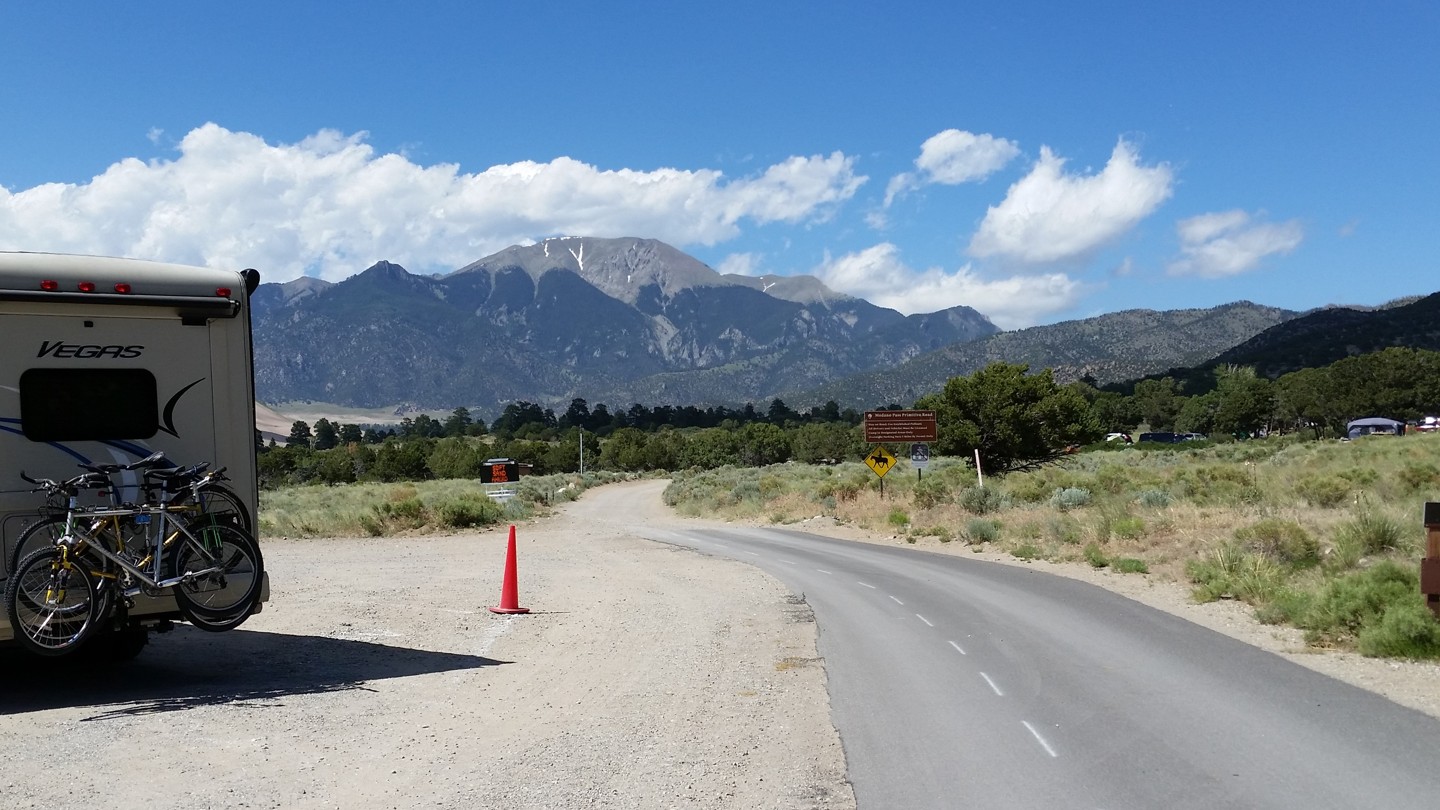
[884,129,1020,206]
[1167,209,1303,278]
[0,124,867,282]
[716,252,763,277]
[812,243,1084,329]
[968,139,1173,264]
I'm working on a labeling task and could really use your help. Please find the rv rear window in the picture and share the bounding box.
[19,368,159,442]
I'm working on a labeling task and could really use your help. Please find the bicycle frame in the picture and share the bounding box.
[58,501,226,595]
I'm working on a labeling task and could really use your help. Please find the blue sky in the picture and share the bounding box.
[2,2,1436,328]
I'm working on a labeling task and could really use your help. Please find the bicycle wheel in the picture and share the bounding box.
[5,546,105,656]
[169,523,263,625]
[190,483,253,536]
[10,514,66,575]
[183,604,256,633]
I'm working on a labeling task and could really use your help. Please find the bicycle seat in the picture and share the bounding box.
[143,465,208,487]
[80,451,175,476]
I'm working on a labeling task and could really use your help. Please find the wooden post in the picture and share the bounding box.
[1423,503,1440,618]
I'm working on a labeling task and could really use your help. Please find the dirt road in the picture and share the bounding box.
[0,480,854,810]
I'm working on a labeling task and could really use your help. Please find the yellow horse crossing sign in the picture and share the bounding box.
[864,446,897,477]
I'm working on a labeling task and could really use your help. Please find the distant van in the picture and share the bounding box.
[1138,432,1205,444]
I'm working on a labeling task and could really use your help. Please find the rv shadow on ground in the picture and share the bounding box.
[0,627,507,717]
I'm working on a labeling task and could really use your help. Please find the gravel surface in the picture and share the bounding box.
[0,480,853,810]
[4,478,1437,810]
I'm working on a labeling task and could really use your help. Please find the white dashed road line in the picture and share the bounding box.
[889,595,904,605]
[1022,721,1059,758]
[980,672,1005,697]
[916,614,933,627]
[948,640,966,655]
[857,581,877,589]
[816,569,832,575]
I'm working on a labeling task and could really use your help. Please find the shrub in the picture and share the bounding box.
[376,496,425,520]
[1136,489,1172,508]
[1083,543,1110,568]
[1333,511,1406,555]
[1254,587,1312,626]
[358,514,384,537]
[1111,516,1146,540]
[1049,487,1091,511]
[1234,519,1318,567]
[1046,515,1083,545]
[912,477,952,509]
[964,518,1001,544]
[1397,462,1440,492]
[1005,474,1055,504]
[914,525,954,542]
[1299,562,1419,647]
[732,480,762,504]
[1188,543,1286,605]
[1172,465,1257,504]
[1357,598,1440,659]
[758,474,786,498]
[1113,558,1149,574]
[1011,543,1041,560]
[888,508,911,528]
[959,485,1011,515]
[436,495,502,528]
[1295,474,1351,508]
[1337,467,1379,486]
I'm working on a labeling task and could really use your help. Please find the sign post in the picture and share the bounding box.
[863,411,936,499]
[910,442,930,482]
[864,445,896,498]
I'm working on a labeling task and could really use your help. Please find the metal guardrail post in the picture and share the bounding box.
[1423,502,1440,618]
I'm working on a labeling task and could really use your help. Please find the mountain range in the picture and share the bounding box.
[251,237,997,412]
[252,236,1427,416]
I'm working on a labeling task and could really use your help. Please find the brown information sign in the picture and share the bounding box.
[864,410,937,443]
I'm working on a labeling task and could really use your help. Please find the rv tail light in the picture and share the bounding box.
[77,281,97,292]
[114,283,132,294]
[215,287,232,298]
[39,280,59,291]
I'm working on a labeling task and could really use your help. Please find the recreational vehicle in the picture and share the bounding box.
[0,251,266,655]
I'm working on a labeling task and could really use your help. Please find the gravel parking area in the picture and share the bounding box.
[0,480,854,810]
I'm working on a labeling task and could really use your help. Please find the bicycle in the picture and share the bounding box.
[8,452,252,576]
[5,465,264,657]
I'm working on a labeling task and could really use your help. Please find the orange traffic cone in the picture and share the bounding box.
[489,524,530,614]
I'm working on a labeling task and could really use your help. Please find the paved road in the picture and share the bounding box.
[638,524,1440,810]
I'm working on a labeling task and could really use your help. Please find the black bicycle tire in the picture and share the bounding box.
[169,523,264,622]
[183,603,256,633]
[9,514,67,575]
[4,546,105,656]
[191,483,253,536]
